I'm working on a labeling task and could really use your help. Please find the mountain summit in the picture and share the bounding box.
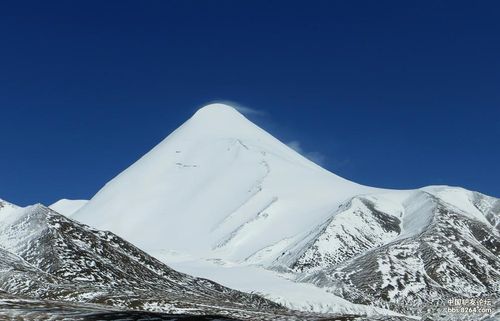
[73,103,373,259]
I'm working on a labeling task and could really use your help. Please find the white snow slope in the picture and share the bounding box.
[49,199,88,217]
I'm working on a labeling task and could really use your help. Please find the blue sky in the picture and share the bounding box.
[1,1,499,206]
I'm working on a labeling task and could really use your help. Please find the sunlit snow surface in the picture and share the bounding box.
[49,199,88,217]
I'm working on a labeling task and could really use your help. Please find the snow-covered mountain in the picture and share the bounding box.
[295,188,500,318]
[73,104,378,259]
[71,103,499,320]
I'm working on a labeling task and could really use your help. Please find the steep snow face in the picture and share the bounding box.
[49,199,88,217]
[73,104,378,260]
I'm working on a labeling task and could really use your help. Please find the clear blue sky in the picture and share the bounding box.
[1,1,499,206]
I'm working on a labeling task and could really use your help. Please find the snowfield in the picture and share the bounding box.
[152,250,408,318]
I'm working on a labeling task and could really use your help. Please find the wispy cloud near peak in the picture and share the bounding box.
[286,140,326,166]
[211,100,266,116]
